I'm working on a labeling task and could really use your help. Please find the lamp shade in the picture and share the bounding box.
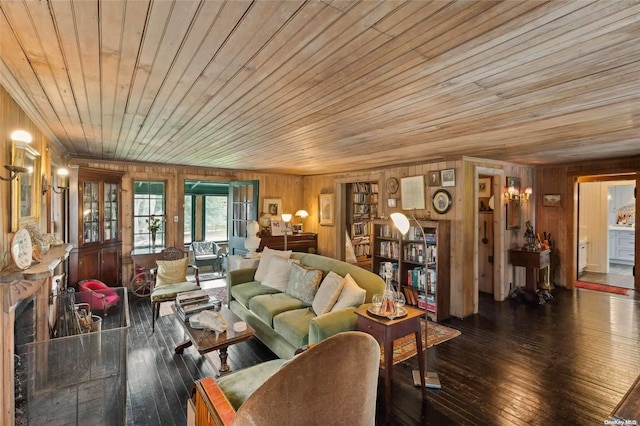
[390,213,410,235]
[295,209,309,218]
[282,213,292,222]
[10,130,32,143]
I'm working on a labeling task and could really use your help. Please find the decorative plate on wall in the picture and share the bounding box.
[432,189,452,214]
[11,228,33,270]
[386,177,399,194]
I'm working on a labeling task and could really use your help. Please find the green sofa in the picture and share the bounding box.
[227,252,385,359]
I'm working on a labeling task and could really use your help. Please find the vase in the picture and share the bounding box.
[379,262,397,319]
[151,231,157,249]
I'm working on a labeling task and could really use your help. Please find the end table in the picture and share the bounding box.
[355,304,426,418]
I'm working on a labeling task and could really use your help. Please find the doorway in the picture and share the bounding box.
[577,178,635,289]
[474,167,506,312]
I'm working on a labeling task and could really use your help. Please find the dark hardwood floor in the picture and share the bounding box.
[125,286,640,425]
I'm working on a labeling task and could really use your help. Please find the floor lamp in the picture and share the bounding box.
[281,213,292,251]
[390,212,442,389]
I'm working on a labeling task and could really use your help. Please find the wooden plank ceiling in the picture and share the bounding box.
[0,0,639,175]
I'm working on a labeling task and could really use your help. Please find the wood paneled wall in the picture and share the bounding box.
[1,86,63,269]
[302,157,537,318]
[3,84,638,319]
[70,159,304,280]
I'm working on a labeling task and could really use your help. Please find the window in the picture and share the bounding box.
[205,195,227,240]
[184,195,193,244]
[184,180,228,244]
[133,181,165,249]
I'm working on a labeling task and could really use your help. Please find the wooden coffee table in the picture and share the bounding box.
[171,303,254,375]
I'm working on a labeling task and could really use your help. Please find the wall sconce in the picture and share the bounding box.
[0,164,29,181]
[42,175,69,195]
[504,180,532,203]
[2,130,33,181]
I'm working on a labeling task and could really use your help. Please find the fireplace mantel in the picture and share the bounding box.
[1,245,72,312]
[0,244,71,426]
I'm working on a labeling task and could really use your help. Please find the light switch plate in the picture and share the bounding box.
[173,216,179,222]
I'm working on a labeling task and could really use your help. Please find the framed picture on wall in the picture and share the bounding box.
[427,171,440,187]
[478,177,491,197]
[263,198,282,220]
[401,175,426,210]
[542,194,562,207]
[319,193,334,226]
[440,168,456,187]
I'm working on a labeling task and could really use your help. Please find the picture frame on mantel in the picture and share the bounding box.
[319,193,334,226]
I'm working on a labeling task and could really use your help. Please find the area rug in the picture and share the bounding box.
[189,272,226,282]
[380,320,461,367]
[575,281,631,295]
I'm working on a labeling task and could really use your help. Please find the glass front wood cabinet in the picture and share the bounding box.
[69,168,124,287]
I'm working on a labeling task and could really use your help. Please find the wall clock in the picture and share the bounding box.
[386,177,399,194]
[432,189,452,214]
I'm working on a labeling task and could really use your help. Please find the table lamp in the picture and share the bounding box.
[390,212,442,389]
[295,209,309,232]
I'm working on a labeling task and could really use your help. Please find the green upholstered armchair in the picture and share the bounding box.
[150,247,200,332]
[190,331,381,425]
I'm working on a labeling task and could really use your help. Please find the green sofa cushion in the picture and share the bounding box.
[273,308,317,349]
[217,359,287,410]
[249,293,308,327]
[231,281,280,308]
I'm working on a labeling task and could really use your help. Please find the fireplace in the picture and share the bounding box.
[0,245,71,426]
[14,296,36,424]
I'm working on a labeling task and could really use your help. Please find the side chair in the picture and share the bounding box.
[150,246,201,332]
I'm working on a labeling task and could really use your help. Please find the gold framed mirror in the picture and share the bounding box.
[11,141,41,231]
[505,176,521,230]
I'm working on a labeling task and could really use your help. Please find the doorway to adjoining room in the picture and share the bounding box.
[577,178,635,292]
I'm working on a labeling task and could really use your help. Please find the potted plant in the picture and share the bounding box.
[146,215,164,249]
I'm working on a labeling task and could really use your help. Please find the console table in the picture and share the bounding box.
[509,249,552,304]
[258,233,317,253]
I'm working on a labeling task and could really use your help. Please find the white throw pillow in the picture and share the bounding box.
[312,271,345,315]
[254,247,292,282]
[261,256,299,292]
[331,273,366,311]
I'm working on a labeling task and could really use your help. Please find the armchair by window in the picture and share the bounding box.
[190,331,381,425]
[150,247,200,332]
[190,241,222,273]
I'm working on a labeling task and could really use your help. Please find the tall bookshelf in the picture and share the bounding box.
[349,181,379,269]
[372,218,450,322]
